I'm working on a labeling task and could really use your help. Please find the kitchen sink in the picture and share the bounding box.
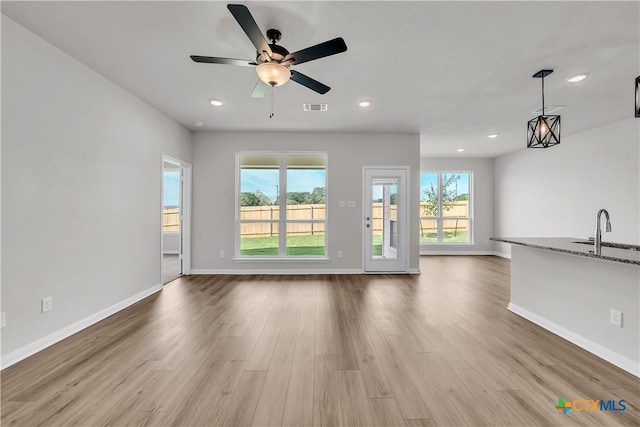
[572,240,640,251]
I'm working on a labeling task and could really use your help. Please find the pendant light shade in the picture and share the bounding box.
[527,115,560,148]
[256,63,291,87]
[635,76,640,118]
[527,69,560,148]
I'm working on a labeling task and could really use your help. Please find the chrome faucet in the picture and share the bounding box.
[594,209,612,255]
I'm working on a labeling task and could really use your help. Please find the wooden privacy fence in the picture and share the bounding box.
[241,204,326,238]
[164,201,470,237]
[163,208,180,232]
[419,201,470,233]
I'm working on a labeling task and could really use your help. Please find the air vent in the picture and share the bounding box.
[303,104,328,112]
[532,105,564,114]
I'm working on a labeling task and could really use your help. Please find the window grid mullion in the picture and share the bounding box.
[278,154,286,257]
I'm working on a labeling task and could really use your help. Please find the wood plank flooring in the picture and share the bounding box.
[2,256,639,426]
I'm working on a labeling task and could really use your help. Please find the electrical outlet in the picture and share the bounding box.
[42,297,52,313]
[338,250,343,258]
[220,251,225,258]
[1,312,5,328]
[610,309,623,327]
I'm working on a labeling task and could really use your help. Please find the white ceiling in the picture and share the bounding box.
[3,1,638,157]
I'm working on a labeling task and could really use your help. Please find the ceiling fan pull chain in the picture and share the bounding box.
[270,85,275,118]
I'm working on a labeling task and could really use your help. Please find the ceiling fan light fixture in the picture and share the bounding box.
[256,63,291,87]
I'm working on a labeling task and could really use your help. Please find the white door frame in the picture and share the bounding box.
[362,166,409,273]
[161,154,192,278]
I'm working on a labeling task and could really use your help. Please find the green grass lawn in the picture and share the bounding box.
[241,234,326,256]
[241,230,469,256]
[241,234,386,256]
[420,230,469,243]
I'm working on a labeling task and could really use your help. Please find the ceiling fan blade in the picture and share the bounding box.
[290,70,330,94]
[285,37,347,65]
[251,80,269,98]
[190,56,256,67]
[227,4,273,57]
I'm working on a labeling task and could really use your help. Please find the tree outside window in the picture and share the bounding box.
[420,172,471,243]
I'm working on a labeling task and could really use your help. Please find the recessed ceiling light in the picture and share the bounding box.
[209,99,223,106]
[358,101,371,108]
[566,73,589,83]
[193,120,204,127]
[488,133,499,139]
[457,148,465,152]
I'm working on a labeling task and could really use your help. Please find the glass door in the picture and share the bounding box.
[363,167,408,272]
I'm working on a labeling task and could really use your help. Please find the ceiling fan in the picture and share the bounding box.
[190,4,347,97]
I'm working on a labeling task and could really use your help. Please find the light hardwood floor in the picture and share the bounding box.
[2,256,639,426]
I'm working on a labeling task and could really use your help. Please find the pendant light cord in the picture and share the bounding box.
[541,76,545,116]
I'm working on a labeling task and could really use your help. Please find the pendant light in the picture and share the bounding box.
[527,69,560,148]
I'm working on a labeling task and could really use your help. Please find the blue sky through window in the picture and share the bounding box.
[420,172,469,200]
[163,171,180,207]
[241,169,325,203]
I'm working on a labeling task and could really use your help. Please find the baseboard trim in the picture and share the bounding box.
[494,251,511,259]
[1,284,162,370]
[192,268,422,275]
[191,268,364,275]
[420,250,498,256]
[507,303,640,377]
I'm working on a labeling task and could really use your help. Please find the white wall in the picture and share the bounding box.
[191,131,420,273]
[420,157,494,254]
[494,118,640,256]
[1,16,192,361]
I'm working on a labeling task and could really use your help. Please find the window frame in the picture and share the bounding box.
[235,151,328,260]
[420,170,473,245]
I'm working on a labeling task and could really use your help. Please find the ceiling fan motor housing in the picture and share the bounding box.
[266,28,282,43]
[257,39,290,64]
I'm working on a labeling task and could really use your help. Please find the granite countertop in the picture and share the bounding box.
[490,237,640,266]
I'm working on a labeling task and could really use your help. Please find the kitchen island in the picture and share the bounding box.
[492,237,639,377]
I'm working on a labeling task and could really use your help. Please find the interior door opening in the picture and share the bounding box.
[162,156,191,285]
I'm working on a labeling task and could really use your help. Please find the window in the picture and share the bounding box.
[237,153,327,258]
[419,172,472,244]
[163,170,180,232]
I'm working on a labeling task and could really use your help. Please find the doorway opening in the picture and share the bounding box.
[162,155,191,284]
